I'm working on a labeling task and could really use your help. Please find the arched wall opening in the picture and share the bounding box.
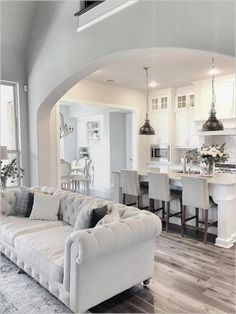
[37,47,235,187]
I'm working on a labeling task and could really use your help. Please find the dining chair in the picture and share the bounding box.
[148,172,182,232]
[71,158,87,175]
[71,159,92,194]
[181,176,218,244]
[61,159,72,190]
[120,169,148,209]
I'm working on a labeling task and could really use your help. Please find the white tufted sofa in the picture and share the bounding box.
[0,187,162,313]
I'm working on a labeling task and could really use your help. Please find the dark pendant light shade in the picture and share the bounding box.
[202,112,224,131]
[139,67,155,135]
[139,118,155,135]
[202,57,224,132]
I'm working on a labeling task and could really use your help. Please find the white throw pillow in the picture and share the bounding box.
[96,211,120,226]
[0,190,17,216]
[29,192,61,221]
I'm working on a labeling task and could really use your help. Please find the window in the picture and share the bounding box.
[0,81,21,187]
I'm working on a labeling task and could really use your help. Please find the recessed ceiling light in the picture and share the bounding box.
[208,68,220,75]
[149,81,159,88]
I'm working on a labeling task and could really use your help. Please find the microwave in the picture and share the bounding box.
[151,145,170,161]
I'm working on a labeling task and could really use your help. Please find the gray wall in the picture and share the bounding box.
[110,112,127,183]
[0,46,30,186]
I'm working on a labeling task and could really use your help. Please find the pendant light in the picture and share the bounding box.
[202,58,224,132]
[139,67,155,135]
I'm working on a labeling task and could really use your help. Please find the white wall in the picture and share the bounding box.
[110,112,127,184]
[24,0,235,186]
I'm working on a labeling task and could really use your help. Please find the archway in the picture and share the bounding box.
[37,47,235,187]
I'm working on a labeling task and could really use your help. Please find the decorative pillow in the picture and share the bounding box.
[14,190,31,215]
[25,193,34,217]
[96,210,120,226]
[89,205,108,228]
[29,192,61,221]
[0,190,17,216]
[73,199,108,231]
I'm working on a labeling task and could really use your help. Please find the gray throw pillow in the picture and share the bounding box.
[14,190,30,215]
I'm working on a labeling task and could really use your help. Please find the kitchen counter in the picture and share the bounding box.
[113,170,236,249]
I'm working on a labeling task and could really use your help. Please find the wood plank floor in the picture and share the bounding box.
[91,232,235,313]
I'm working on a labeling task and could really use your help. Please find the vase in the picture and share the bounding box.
[207,162,215,176]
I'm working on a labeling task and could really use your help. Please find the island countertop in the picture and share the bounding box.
[138,171,236,186]
[113,170,236,186]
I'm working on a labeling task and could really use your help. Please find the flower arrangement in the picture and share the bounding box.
[200,143,229,174]
[0,159,24,189]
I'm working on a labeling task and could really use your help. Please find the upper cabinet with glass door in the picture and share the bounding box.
[151,96,169,111]
[176,93,195,110]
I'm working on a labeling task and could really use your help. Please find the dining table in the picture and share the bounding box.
[113,170,236,249]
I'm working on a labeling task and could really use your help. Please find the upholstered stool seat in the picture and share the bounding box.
[148,172,182,232]
[120,170,148,209]
[181,176,218,244]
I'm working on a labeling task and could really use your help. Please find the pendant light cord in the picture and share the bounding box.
[144,67,149,120]
[211,57,216,115]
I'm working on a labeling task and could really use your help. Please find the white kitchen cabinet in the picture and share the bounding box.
[149,111,169,145]
[175,111,189,147]
[175,107,199,148]
[151,95,169,111]
[194,75,235,120]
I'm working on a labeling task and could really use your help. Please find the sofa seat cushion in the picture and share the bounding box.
[14,226,72,283]
[0,216,65,247]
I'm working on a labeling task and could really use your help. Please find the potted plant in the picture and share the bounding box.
[0,159,24,190]
[200,144,229,175]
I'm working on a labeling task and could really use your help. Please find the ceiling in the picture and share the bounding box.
[87,49,235,91]
[1,1,36,51]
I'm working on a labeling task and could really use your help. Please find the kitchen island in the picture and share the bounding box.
[113,171,236,249]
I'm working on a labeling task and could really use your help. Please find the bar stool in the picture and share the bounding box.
[181,176,218,244]
[148,172,182,232]
[120,170,148,209]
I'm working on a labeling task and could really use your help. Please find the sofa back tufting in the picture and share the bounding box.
[30,187,138,226]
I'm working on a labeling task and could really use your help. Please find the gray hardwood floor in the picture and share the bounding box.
[91,233,235,313]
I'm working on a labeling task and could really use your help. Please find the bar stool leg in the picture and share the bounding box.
[149,198,154,212]
[196,208,199,228]
[204,209,209,244]
[137,195,141,209]
[162,201,165,220]
[123,193,125,205]
[166,202,170,233]
[181,205,186,237]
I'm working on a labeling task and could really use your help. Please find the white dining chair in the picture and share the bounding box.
[148,172,182,233]
[61,159,72,190]
[181,176,218,244]
[71,159,92,195]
